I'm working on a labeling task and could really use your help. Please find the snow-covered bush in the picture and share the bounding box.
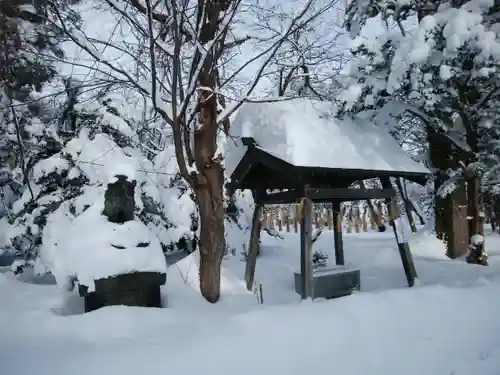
[6,97,196,271]
[312,250,329,268]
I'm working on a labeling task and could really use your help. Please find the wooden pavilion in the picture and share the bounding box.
[225,99,430,299]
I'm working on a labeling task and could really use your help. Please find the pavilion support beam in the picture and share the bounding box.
[380,177,418,287]
[258,189,304,205]
[244,201,264,291]
[305,187,394,201]
[300,196,314,299]
[332,201,344,266]
[259,187,395,205]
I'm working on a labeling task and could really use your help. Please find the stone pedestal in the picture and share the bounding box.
[79,271,166,312]
[294,267,360,299]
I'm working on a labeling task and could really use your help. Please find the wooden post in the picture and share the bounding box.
[277,207,283,232]
[354,205,361,233]
[244,202,264,291]
[380,177,418,287]
[377,201,385,225]
[333,201,344,266]
[362,206,368,232]
[327,207,333,230]
[300,197,313,299]
[395,177,417,233]
[293,204,300,233]
[347,206,353,233]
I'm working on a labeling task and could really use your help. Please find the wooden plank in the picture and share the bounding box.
[300,197,314,299]
[244,203,264,291]
[305,187,395,201]
[259,189,304,205]
[380,177,418,287]
[259,187,395,205]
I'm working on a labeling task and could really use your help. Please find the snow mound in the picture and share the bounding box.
[167,250,254,308]
[225,99,430,176]
[42,195,167,291]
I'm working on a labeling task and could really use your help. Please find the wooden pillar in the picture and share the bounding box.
[244,201,264,291]
[300,197,313,299]
[277,207,283,232]
[380,177,418,287]
[327,207,333,230]
[314,206,320,229]
[332,201,344,266]
[395,177,417,233]
[294,204,299,233]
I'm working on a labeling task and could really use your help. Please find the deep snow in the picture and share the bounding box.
[2,228,500,375]
[224,99,430,176]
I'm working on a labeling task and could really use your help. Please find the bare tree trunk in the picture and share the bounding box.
[191,0,230,303]
[466,177,487,265]
[193,86,226,301]
[195,171,225,302]
[463,115,487,265]
[446,184,468,259]
[493,198,500,232]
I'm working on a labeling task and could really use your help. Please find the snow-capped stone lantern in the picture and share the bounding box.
[77,170,167,313]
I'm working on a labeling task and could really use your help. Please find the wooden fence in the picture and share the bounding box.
[260,203,390,233]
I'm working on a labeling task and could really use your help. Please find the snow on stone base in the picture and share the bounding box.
[42,196,167,292]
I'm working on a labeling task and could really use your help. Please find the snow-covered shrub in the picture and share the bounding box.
[312,250,328,268]
[7,98,196,270]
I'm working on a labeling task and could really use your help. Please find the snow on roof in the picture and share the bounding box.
[224,99,430,177]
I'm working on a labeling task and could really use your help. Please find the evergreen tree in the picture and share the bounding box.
[0,0,78,222]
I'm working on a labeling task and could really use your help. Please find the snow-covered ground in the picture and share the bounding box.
[2,229,500,375]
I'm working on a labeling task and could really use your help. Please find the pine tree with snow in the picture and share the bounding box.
[0,0,67,218]
[7,93,197,273]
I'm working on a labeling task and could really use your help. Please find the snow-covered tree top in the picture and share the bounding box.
[224,99,430,176]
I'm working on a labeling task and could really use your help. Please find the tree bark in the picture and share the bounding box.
[190,0,232,303]
[466,177,487,265]
[194,171,225,302]
[193,64,226,302]
[464,114,487,265]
